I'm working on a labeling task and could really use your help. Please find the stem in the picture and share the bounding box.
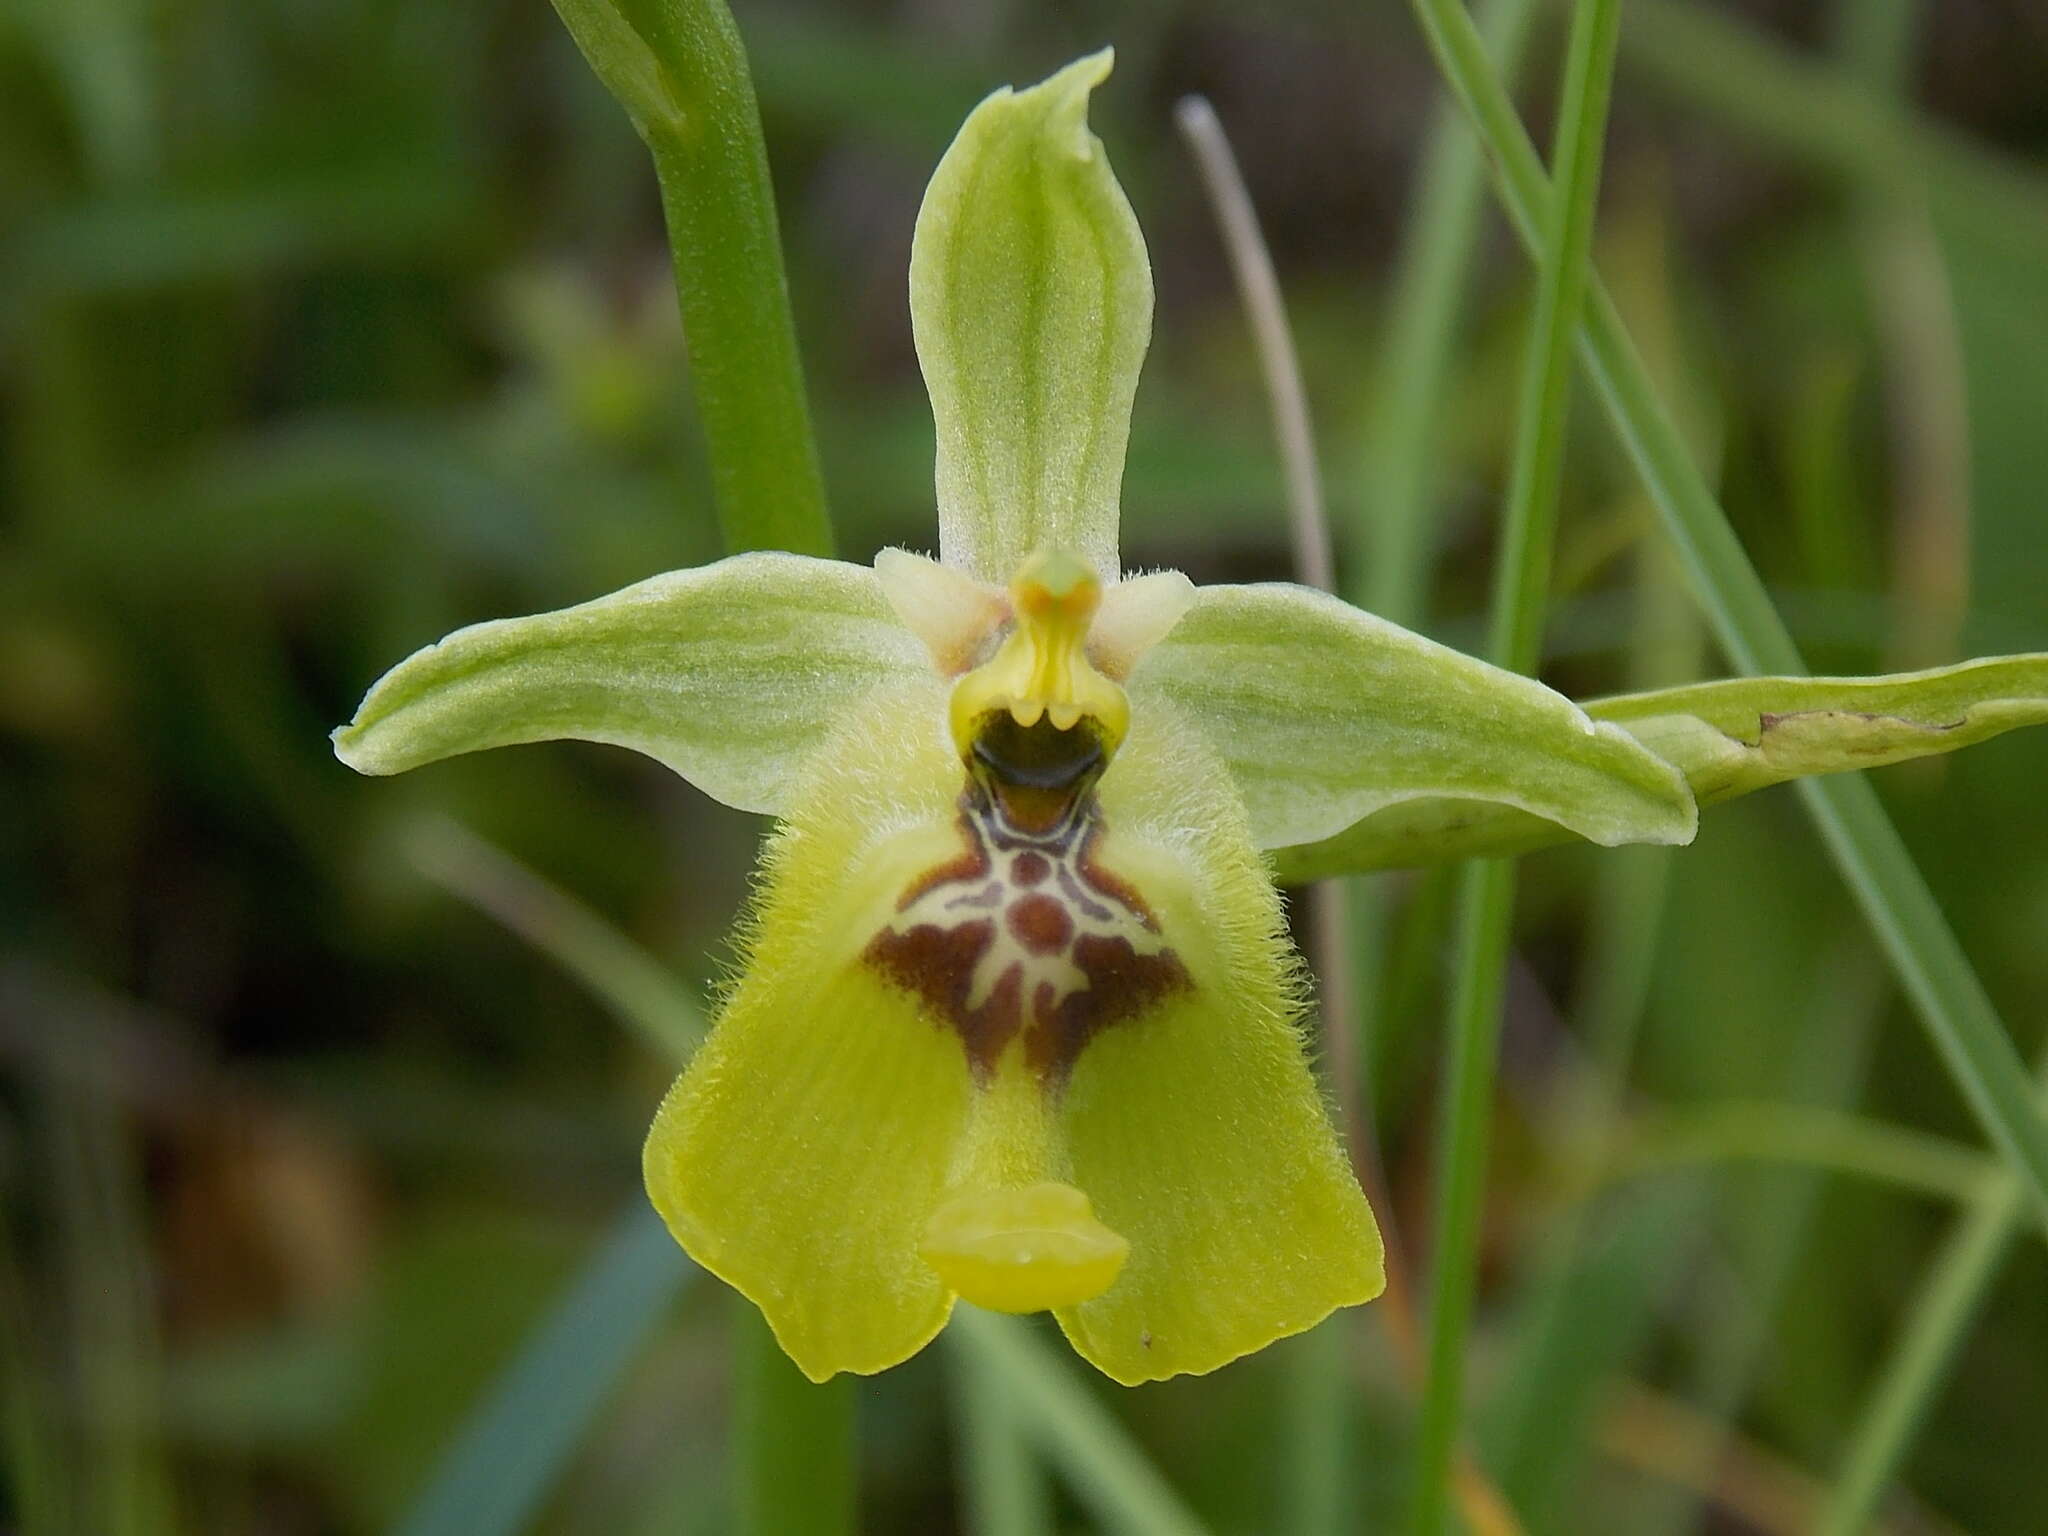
[545,0,850,1515]
[735,1306,858,1536]
[1402,0,2048,1242]
[1408,2,1621,1531]
[1174,95,1333,593]
[564,0,834,557]
[1484,536,1696,1523]
[1340,0,1542,1424]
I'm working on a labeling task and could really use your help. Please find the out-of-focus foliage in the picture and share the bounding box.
[2,1,2046,1533]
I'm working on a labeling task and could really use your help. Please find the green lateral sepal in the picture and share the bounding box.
[333,552,926,816]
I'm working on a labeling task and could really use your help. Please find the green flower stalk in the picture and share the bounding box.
[334,53,2048,1385]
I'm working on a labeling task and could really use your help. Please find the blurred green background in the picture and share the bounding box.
[3,0,2046,1531]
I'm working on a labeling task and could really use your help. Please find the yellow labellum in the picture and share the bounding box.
[642,655,1384,1383]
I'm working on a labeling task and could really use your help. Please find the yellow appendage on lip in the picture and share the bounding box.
[949,547,1130,752]
[920,1182,1129,1312]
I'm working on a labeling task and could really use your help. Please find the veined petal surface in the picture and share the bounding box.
[909,50,1151,585]
[1129,582,1697,853]
[1269,653,2048,880]
[333,551,925,816]
[1055,706,1384,1383]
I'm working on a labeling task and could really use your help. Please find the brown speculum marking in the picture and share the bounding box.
[862,712,1192,1085]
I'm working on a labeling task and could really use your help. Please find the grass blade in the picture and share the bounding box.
[1400,0,2048,1238]
[544,0,846,1512]
[1617,0,2048,263]
[1819,1177,2026,1536]
[946,1310,1210,1536]
[1355,0,1542,628]
[1408,1,1622,1530]
[1602,1104,1991,1207]
[951,1334,1054,1536]
[405,815,706,1065]
[734,1309,856,1536]
[394,1204,692,1536]
[1819,1058,2048,1534]
[1410,859,1518,1536]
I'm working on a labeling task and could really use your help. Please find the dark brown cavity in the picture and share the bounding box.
[969,712,1107,837]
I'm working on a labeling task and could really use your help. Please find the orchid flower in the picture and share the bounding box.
[334,53,2048,1384]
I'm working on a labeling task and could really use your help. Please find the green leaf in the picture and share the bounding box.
[1127,582,1696,854]
[1269,653,2048,880]
[333,552,924,815]
[909,50,1151,584]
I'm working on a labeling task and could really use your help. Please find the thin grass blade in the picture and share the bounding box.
[394,1204,692,1536]
[1399,0,2048,1238]
[1408,1,1622,1529]
[946,1310,1210,1536]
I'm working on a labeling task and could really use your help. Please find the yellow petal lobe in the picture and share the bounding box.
[920,1182,1128,1313]
[1053,705,1386,1384]
[642,674,976,1382]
